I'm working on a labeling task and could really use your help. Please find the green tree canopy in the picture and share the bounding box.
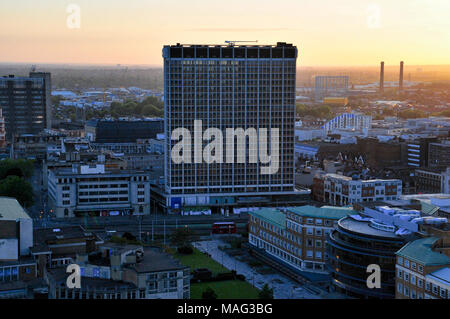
[398,109,426,119]
[170,227,192,247]
[0,175,34,207]
[296,104,334,119]
[0,159,34,180]
[202,287,218,299]
[258,284,274,299]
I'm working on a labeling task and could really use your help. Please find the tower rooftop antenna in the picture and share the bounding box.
[225,40,258,47]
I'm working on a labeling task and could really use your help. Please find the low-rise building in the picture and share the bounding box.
[328,199,449,299]
[328,214,409,298]
[425,267,450,299]
[395,237,450,299]
[248,205,354,273]
[428,140,450,169]
[0,197,33,260]
[47,164,151,217]
[415,168,446,194]
[46,244,190,299]
[0,197,44,298]
[314,173,402,206]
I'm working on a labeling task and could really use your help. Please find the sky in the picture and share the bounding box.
[0,0,449,66]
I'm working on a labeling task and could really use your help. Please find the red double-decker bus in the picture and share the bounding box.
[212,222,237,234]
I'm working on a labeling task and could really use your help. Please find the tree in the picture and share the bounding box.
[382,107,395,116]
[170,227,192,247]
[0,175,34,207]
[398,109,426,119]
[258,284,274,299]
[202,287,218,299]
[0,159,34,180]
[122,232,137,241]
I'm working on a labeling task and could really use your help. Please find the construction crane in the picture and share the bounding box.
[225,40,258,47]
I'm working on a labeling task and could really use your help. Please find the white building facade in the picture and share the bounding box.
[47,164,151,217]
[322,174,402,206]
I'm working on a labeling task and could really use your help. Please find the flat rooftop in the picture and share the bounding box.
[287,205,355,220]
[250,208,286,230]
[128,248,188,273]
[427,267,450,287]
[164,42,294,48]
[52,168,149,177]
[34,226,103,244]
[0,197,30,221]
[338,216,403,239]
[47,268,136,290]
[396,237,450,266]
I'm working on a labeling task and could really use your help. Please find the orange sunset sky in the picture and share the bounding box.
[0,0,449,66]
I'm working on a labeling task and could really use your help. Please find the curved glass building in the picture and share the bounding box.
[327,216,408,298]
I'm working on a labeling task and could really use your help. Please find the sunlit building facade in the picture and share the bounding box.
[162,43,299,211]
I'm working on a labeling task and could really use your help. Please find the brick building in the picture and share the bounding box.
[396,237,450,299]
[428,140,450,169]
[248,205,354,273]
[313,173,402,206]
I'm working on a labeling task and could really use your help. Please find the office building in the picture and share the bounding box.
[46,244,190,299]
[415,168,447,194]
[314,173,402,206]
[428,140,450,169]
[424,268,450,299]
[327,202,436,299]
[248,205,354,274]
[0,198,40,298]
[47,164,151,217]
[162,42,301,213]
[328,198,449,299]
[322,113,371,134]
[396,237,450,299]
[0,197,33,260]
[12,133,61,160]
[0,72,51,140]
[85,118,164,143]
[314,76,349,101]
[402,137,438,168]
[327,213,408,298]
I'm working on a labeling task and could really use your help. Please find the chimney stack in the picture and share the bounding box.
[399,61,404,91]
[380,61,384,93]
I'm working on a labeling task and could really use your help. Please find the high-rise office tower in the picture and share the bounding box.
[162,42,301,212]
[0,72,52,140]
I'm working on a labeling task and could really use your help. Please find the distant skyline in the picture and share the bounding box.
[1,0,449,66]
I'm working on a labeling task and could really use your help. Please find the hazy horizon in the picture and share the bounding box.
[1,0,449,66]
[1,62,450,69]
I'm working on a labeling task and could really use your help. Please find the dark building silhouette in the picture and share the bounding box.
[399,61,404,91]
[85,118,164,143]
[0,72,52,140]
[380,61,384,92]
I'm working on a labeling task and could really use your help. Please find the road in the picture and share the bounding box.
[29,164,47,220]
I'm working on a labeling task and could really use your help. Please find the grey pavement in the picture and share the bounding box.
[193,239,322,299]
